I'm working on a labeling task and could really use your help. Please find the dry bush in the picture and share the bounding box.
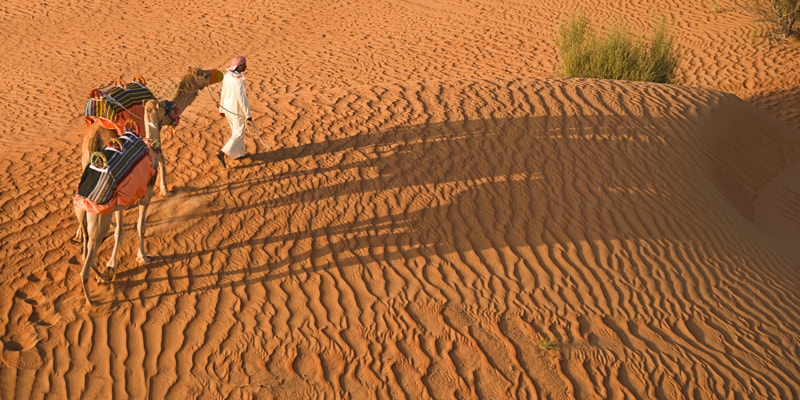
[557,15,680,84]
[751,0,800,40]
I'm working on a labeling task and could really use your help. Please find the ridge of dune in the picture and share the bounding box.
[2,0,800,399]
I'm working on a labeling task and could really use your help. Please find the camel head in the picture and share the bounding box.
[162,67,224,127]
[175,67,220,96]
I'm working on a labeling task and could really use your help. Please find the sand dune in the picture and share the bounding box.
[2,0,800,399]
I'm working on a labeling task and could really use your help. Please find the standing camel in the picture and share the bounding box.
[73,101,161,306]
[73,68,219,305]
[81,67,221,196]
[74,67,218,243]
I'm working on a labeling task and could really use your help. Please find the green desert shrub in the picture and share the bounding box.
[751,0,800,39]
[557,15,680,84]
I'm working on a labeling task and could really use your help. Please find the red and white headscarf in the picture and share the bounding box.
[228,55,246,71]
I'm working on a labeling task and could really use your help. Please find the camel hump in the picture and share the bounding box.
[84,79,157,137]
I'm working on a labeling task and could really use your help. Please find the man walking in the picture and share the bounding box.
[216,55,252,168]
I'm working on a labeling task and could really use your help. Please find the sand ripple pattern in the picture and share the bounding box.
[2,0,800,398]
[3,77,800,399]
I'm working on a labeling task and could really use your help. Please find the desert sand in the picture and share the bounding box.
[2,0,800,398]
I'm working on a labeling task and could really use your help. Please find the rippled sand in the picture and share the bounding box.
[1,1,800,398]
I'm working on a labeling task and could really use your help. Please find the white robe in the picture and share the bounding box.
[218,70,251,159]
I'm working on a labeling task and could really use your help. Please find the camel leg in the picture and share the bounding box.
[105,209,124,272]
[157,153,171,196]
[73,206,86,246]
[81,212,112,306]
[80,249,96,307]
[135,193,153,264]
[73,205,88,257]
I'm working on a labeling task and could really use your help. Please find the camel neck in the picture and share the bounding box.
[170,90,199,116]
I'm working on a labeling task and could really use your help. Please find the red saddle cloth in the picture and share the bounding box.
[73,153,155,214]
[85,104,146,137]
[74,132,156,215]
[84,81,156,137]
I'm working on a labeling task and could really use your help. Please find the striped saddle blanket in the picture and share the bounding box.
[76,132,151,205]
[84,81,156,125]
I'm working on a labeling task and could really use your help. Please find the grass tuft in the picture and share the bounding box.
[539,338,558,351]
[557,14,680,84]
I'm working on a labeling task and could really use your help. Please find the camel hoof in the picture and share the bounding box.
[96,268,115,285]
[70,237,82,245]
[137,254,151,264]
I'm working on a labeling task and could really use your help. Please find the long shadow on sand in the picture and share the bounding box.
[114,112,690,303]
[747,86,800,131]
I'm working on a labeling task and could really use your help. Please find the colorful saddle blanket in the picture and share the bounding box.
[84,82,156,122]
[84,81,156,136]
[75,132,151,206]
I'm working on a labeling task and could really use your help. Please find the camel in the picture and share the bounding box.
[73,102,160,306]
[74,67,217,242]
[73,68,219,306]
[81,67,221,196]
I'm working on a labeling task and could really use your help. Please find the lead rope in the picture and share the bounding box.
[206,88,267,148]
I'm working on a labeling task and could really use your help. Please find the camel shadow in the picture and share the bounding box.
[114,113,675,303]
